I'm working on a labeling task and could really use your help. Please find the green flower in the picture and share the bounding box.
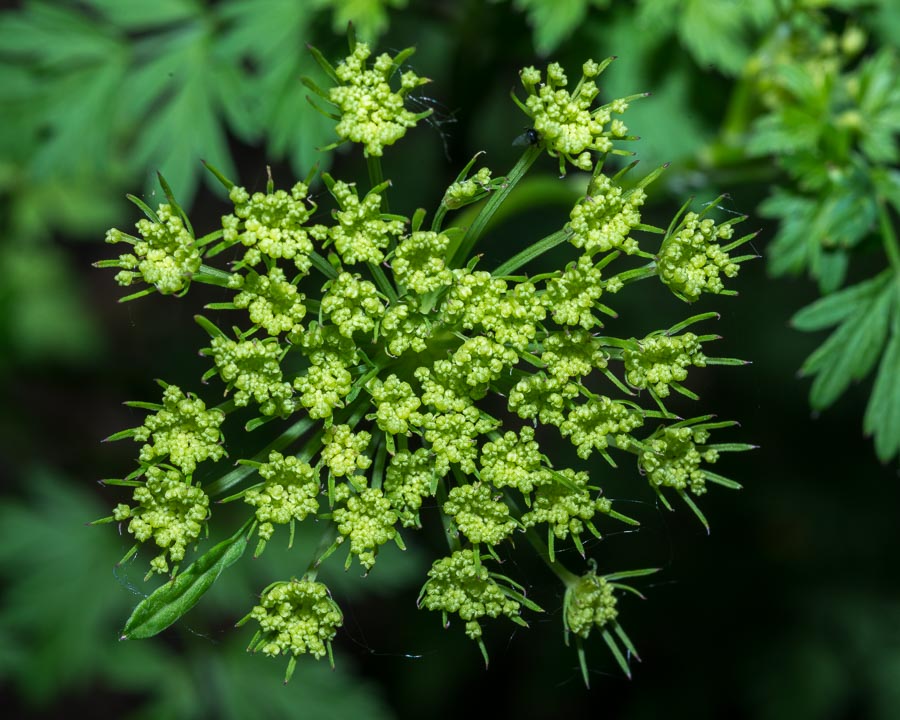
[367,374,421,435]
[321,272,385,338]
[658,212,740,301]
[391,230,454,294]
[413,406,498,475]
[326,42,431,157]
[381,300,432,356]
[222,182,319,272]
[208,336,293,417]
[384,448,439,528]
[514,59,632,174]
[443,483,517,546]
[232,266,308,336]
[569,173,646,256]
[639,425,717,496]
[113,466,209,576]
[293,357,353,420]
[542,330,608,380]
[244,452,321,556]
[321,424,372,478]
[243,578,342,680]
[560,396,644,459]
[564,571,618,639]
[442,166,493,210]
[478,427,549,494]
[508,373,579,428]
[333,487,402,570]
[624,332,706,398]
[419,549,536,649]
[106,203,200,295]
[326,179,405,265]
[521,469,609,558]
[543,255,607,329]
[133,384,225,476]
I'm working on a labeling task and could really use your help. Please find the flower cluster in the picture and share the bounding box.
[99,42,752,684]
[514,59,634,174]
[113,466,209,576]
[132,384,225,475]
[240,579,343,681]
[658,211,741,301]
[317,42,431,157]
[105,203,200,295]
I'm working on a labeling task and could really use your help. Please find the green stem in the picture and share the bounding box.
[368,156,388,212]
[493,228,570,277]
[449,145,542,266]
[304,522,338,581]
[504,491,579,587]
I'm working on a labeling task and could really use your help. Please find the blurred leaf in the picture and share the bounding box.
[0,468,125,704]
[636,0,767,74]
[329,0,407,42]
[514,0,608,56]
[795,272,894,411]
[864,303,900,462]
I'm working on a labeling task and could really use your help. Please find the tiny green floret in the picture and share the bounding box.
[316,42,432,157]
[133,384,226,476]
[241,578,343,682]
[514,58,635,175]
[243,452,321,556]
[106,203,201,295]
[113,466,210,577]
[658,212,741,302]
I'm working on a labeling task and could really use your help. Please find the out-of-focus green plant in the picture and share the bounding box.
[0,468,398,718]
[0,0,397,366]
[93,30,754,687]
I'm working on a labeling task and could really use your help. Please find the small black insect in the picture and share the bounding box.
[512,127,541,147]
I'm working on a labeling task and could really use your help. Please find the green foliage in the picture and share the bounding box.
[0,470,394,718]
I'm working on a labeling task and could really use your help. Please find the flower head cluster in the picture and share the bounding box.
[321,424,372,478]
[244,452,320,554]
[515,59,632,173]
[640,426,718,496]
[133,384,225,475]
[564,572,618,639]
[443,483,517,546]
[113,466,209,575]
[624,332,707,397]
[391,230,453,294]
[106,203,200,295]
[560,396,644,459]
[367,375,421,435]
[244,579,342,677]
[333,487,401,570]
[543,255,608,329]
[658,212,740,301]
[208,336,293,417]
[325,42,431,157]
[478,427,548,494]
[223,183,318,272]
[326,180,405,264]
[100,47,750,683]
[419,549,527,641]
[384,448,438,527]
[569,173,646,255]
[232,267,308,336]
[321,272,385,338]
[522,469,610,557]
